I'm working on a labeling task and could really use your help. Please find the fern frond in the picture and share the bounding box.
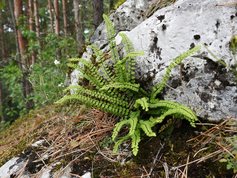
[97,61,115,83]
[56,94,129,117]
[67,63,79,69]
[139,120,156,137]
[89,44,105,64]
[113,135,130,154]
[68,58,81,62]
[150,45,201,100]
[78,58,108,88]
[131,129,141,156]
[114,58,127,82]
[100,82,140,92]
[112,111,139,141]
[112,111,140,155]
[103,14,120,62]
[149,100,197,122]
[64,85,129,107]
[125,51,145,58]
[119,32,134,53]
[134,97,149,111]
[119,33,144,83]
[125,57,136,83]
[149,108,197,127]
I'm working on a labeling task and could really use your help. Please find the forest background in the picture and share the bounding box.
[0,0,122,127]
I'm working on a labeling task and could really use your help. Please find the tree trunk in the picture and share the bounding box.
[0,80,3,122]
[14,0,26,63]
[14,0,34,110]
[93,0,104,29]
[0,10,5,122]
[54,0,60,35]
[33,0,40,39]
[47,0,54,32]
[28,0,36,64]
[28,0,34,31]
[73,0,85,55]
[62,0,68,36]
[8,0,20,59]
[0,11,6,60]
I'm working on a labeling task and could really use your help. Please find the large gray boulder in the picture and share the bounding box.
[91,0,175,46]
[72,0,237,122]
[125,0,237,121]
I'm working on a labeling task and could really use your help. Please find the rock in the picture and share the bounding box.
[91,0,150,46]
[31,140,45,147]
[39,167,52,178]
[81,172,91,178]
[125,0,237,121]
[0,157,26,178]
[71,0,237,122]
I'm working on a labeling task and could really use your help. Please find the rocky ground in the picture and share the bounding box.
[0,104,236,177]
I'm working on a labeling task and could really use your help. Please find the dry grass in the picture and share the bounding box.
[170,118,237,178]
[0,105,58,166]
[1,104,237,177]
[0,104,117,176]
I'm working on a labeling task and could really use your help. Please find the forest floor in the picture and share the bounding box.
[0,104,236,177]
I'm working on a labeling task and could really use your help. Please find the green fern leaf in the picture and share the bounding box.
[75,58,108,88]
[64,85,129,107]
[119,32,134,53]
[103,14,120,62]
[56,94,129,117]
[150,45,201,100]
[125,51,145,58]
[149,100,197,122]
[68,58,81,62]
[100,82,140,92]
[131,129,141,156]
[112,111,139,141]
[113,135,130,153]
[150,108,197,127]
[139,120,156,137]
[134,97,149,111]
[88,44,105,65]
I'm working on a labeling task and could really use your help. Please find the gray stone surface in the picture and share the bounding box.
[124,0,237,121]
[91,0,163,47]
[0,157,26,178]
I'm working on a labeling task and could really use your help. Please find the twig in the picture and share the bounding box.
[149,143,165,176]
[163,162,169,178]
[181,154,190,178]
[142,166,151,178]
[16,159,29,178]
[171,150,221,170]
[69,173,81,177]
[216,142,235,158]
[193,147,209,158]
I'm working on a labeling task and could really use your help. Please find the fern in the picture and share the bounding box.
[100,82,140,92]
[57,14,200,156]
[134,97,149,111]
[64,85,129,107]
[56,94,129,117]
[88,44,105,65]
[103,14,120,62]
[150,45,201,100]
